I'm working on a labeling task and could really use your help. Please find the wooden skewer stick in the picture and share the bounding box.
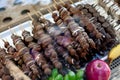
[69,0,74,5]
[8,26,17,35]
[60,0,76,7]
[0,36,8,44]
[0,35,4,48]
[29,21,34,29]
[20,20,33,35]
[8,26,13,34]
[19,24,25,32]
[53,0,58,5]
[47,3,57,13]
[47,6,53,13]
[1,39,6,43]
[27,12,35,29]
[32,5,40,17]
[37,11,45,19]
[34,11,40,17]
[59,0,65,5]
[46,2,58,12]
[1,38,8,48]
[69,0,76,7]
[3,39,9,48]
[13,29,17,35]
[27,12,34,21]
[53,4,57,10]
[52,0,59,11]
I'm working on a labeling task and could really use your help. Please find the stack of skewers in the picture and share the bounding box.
[0,0,118,80]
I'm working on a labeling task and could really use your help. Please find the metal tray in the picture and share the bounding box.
[0,0,120,80]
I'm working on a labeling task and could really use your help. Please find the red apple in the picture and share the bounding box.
[85,59,111,80]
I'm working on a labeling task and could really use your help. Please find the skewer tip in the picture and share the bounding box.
[59,0,65,5]
[19,24,25,32]
[8,26,15,35]
[53,4,57,10]
[27,12,34,21]
[47,6,53,13]
[53,0,58,5]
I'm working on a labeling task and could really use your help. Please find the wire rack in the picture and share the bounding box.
[110,56,120,80]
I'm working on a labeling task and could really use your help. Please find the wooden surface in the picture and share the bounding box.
[0,0,78,32]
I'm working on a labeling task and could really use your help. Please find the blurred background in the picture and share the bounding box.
[0,0,52,12]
